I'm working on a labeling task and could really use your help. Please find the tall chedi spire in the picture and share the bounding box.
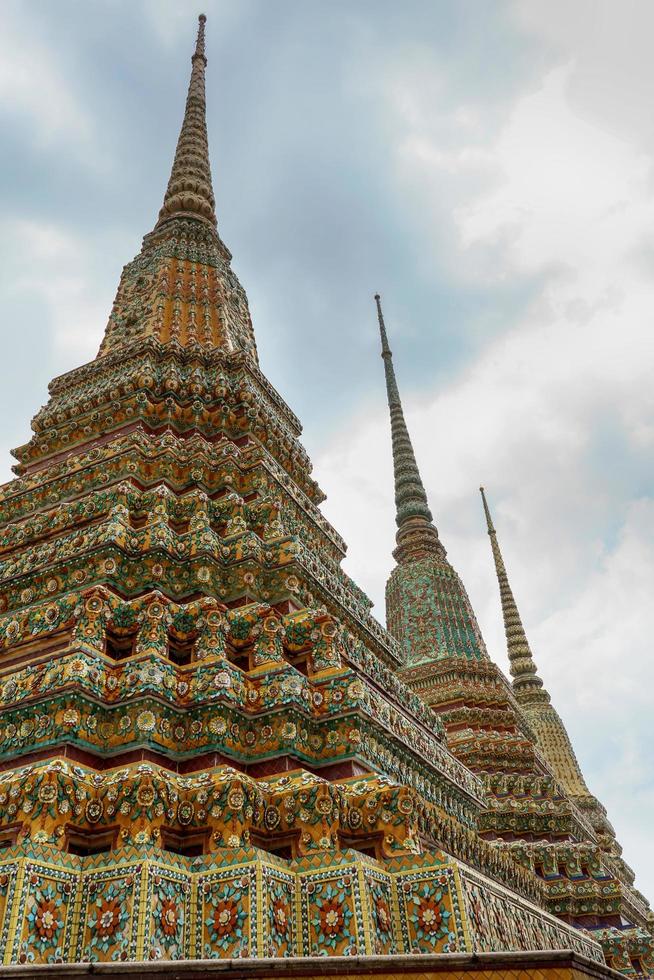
[98,15,257,359]
[375,296,547,777]
[478,487,652,941]
[479,486,590,795]
[376,304,654,973]
[154,15,217,232]
[479,487,652,885]
[375,294,486,664]
[375,294,445,563]
[479,486,551,707]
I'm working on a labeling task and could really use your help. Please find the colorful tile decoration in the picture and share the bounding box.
[0,842,609,964]
[0,12,650,978]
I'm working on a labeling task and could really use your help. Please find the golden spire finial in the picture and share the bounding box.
[479,487,550,704]
[374,294,445,564]
[480,488,596,796]
[480,485,495,533]
[153,14,217,233]
[195,14,207,61]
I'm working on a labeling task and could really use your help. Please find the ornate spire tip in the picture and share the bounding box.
[151,7,215,233]
[479,485,495,534]
[374,293,392,357]
[193,13,207,61]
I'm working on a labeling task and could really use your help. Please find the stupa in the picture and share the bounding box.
[375,297,653,976]
[0,14,648,979]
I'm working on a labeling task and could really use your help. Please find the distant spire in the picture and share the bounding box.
[154,14,217,232]
[479,487,550,704]
[375,294,445,563]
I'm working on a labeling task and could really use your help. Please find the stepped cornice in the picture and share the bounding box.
[48,342,303,436]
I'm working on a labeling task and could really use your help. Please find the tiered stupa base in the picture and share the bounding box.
[0,835,604,965]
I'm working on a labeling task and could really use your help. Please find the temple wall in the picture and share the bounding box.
[0,846,603,966]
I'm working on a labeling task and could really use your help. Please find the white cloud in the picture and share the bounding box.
[538,499,654,894]
[512,0,654,157]
[458,64,654,292]
[535,498,654,715]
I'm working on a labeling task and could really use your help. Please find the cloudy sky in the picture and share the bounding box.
[1,0,652,900]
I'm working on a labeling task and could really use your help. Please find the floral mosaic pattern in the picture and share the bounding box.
[407,881,453,950]
[387,557,486,665]
[365,872,396,955]
[396,871,462,955]
[0,849,611,964]
[264,871,295,958]
[304,874,357,956]
[460,873,603,962]
[20,870,77,964]
[148,869,189,961]
[200,874,251,958]
[77,873,137,962]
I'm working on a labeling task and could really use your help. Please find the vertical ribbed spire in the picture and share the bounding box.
[154,14,217,232]
[480,487,596,797]
[374,294,445,563]
[479,486,550,704]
